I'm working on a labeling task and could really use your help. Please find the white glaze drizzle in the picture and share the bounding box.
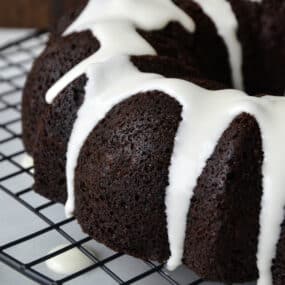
[64,0,195,34]
[44,1,284,284]
[20,154,34,169]
[46,0,195,103]
[192,0,244,90]
[46,244,93,275]
[56,55,285,284]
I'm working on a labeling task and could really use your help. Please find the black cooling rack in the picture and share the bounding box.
[0,31,234,285]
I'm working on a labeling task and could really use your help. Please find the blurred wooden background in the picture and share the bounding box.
[0,0,80,28]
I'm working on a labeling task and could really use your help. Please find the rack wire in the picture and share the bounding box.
[0,31,242,285]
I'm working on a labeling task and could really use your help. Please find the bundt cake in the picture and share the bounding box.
[21,0,285,284]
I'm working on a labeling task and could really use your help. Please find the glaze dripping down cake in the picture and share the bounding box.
[22,0,285,284]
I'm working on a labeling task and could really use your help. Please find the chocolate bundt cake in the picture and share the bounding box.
[21,0,285,284]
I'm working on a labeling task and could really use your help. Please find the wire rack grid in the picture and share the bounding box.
[0,31,246,285]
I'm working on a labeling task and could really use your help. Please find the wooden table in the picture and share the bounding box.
[0,0,80,29]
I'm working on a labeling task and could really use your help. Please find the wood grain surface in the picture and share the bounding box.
[0,0,80,29]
